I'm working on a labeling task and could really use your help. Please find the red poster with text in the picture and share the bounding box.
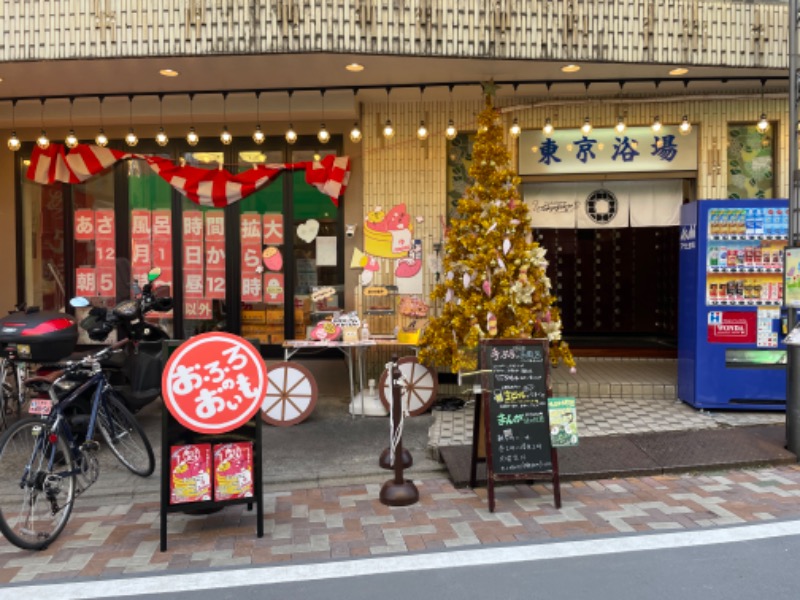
[263,214,283,245]
[241,273,263,303]
[183,243,204,271]
[152,240,172,270]
[205,241,226,271]
[241,213,262,245]
[131,238,151,268]
[184,270,205,298]
[75,267,97,296]
[162,332,267,434]
[204,210,225,242]
[183,211,204,242]
[95,209,115,240]
[184,299,213,321]
[96,268,116,298]
[74,209,95,241]
[205,271,226,300]
[95,239,116,267]
[241,245,262,272]
[130,209,152,240]
[707,311,757,344]
[263,273,284,305]
[214,442,254,501]
[170,444,212,505]
[151,209,172,238]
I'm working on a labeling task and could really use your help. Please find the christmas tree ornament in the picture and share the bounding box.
[503,239,511,255]
[462,273,471,288]
[482,280,491,297]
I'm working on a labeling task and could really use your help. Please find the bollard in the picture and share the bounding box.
[379,356,419,506]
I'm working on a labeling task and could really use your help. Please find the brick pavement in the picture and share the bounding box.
[4,465,800,585]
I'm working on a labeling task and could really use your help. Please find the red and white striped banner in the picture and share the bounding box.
[26,143,350,207]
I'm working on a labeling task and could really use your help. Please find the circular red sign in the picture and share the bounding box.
[162,332,267,434]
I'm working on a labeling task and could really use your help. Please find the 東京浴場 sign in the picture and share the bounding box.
[518,126,698,176]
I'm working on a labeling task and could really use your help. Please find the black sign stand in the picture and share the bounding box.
[469,339,561,512]
[159,341,264,551]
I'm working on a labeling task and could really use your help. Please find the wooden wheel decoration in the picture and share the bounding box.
[378,356,438,416]
[261,361,318,426]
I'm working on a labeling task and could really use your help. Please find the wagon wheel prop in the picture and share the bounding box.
[378,356,438,416]
[261,361,318,426]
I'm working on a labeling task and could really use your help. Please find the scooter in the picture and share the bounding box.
[71,267,173,414]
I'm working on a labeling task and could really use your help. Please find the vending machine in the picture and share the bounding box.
[678,199,788,410]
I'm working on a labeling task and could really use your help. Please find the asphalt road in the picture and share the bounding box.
[6,519,800,600]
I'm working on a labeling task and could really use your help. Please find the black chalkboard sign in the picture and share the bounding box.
[474,339,561,512]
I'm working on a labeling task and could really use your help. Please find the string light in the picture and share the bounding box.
[317,90,330,144]
[285,90,297,145]
[65,98,78,149]
[186,94,199,146]
[651,116,662,132]
[7,100,20,151]
[416,86,428,141]
[252,92,265,144]
[155,94,169,147]
[382,87,394,139]
[445,85,457,140]
[679,115,692,135]
[756,79,769,134]
[37,99,49,150]
[220,93,232,145]
[95,96,108,147]
[124,95,138,147]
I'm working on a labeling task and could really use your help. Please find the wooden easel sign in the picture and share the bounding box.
[473,339,561,512]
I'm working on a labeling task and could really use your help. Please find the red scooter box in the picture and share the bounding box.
[0,310,78,362]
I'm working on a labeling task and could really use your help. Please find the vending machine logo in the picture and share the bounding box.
[680,224,696,250]
[707,311,756,344]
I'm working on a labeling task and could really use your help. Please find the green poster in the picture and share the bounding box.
[548,396,579,447]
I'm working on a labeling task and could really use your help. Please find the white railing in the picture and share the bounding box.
[0,0,786,68]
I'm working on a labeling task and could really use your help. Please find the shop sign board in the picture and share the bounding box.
[707,311,757,344]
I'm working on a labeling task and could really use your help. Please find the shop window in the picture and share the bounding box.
[237,149,286,346]
[290,150,343,338]
[180,152,226,338]
[128,158,174,337]
[20,171,66,311]
[72,170,115,303]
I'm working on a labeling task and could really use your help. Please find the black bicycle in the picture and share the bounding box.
[0,338,155,550]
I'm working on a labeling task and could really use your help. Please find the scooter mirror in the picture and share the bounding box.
[147,267,162,282]
[69,296,91,308]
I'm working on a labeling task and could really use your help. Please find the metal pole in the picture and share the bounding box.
[787,0,800,457]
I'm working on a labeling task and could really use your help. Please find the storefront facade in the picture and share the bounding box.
[0,1,790,354]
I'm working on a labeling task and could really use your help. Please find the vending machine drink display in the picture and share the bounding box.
[678,199,788,410]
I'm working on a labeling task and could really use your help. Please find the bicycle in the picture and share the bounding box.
[0,338,155,550]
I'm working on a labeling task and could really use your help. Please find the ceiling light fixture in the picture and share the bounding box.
[159,68,179,77]
[65,97,79,149]
[581,117,593,136]
[669,67,689,76]
[349,89,362,143]
[509,83,521,138]
[124,95,138,147]
[561,64,581,73]
[220,93,233,145]
[186,93,199,146]
[285,90,297,145]
[679,115,692,135]
[252,91,265,145]
[7,100,20,152]
[416,86,428,141]
[542,82,554,136]
[156,94,169,147]
[95,96,108,147]
[445,84,457,141]
[382,87,394,139]
[37,98,49,150]
[345,63,365,72]
[317,89,330,144]
[756,79,769,134]
[614,115,627,135]
[651,115,662,133]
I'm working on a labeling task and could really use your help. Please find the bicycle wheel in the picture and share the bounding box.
[0,417,75,550]
[97,392,155,477]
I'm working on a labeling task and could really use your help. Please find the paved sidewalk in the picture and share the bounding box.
[4,466,800,584]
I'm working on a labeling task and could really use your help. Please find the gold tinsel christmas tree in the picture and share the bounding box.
[418,85,576,373]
